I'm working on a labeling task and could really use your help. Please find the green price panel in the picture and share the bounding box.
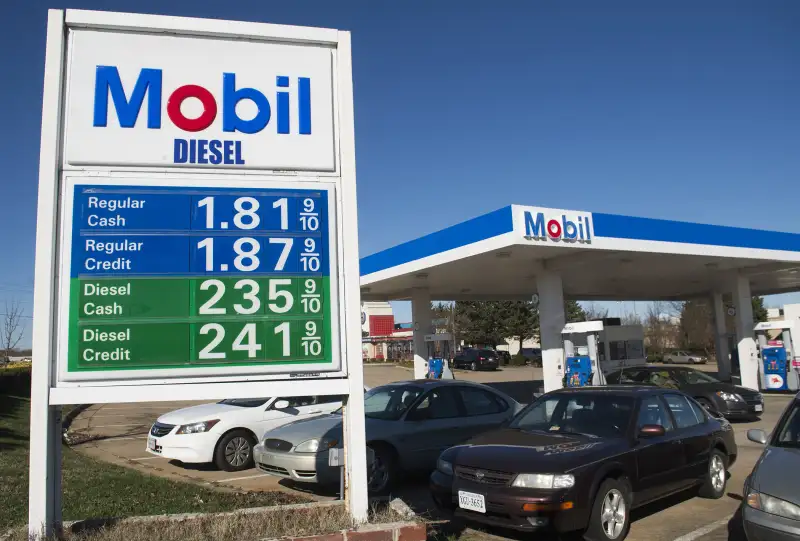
[66,185,335,373]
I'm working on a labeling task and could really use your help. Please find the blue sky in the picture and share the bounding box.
[1,0,798,344]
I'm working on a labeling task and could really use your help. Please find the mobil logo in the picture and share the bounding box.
[523,210,592,244]
[92,66,312,165]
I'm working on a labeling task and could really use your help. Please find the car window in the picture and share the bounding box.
[478,349,496,357]
[611,370,649,384]
[510,393,634,438]
[775,403,800,447]
[687,398,708,423]
[460,387,507,416]
[411,388,462,420]
[637,396,674,432]
[648,371,681,389]
[364,385,423,421]
[278,396,316,408]
[671,369,720,385]
[315,395,344,405]
[218,398,270,407]
[664,394,701,428]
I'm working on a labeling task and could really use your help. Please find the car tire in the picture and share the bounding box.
[699,450,727,499]
[585,478,632,541]
[214,429,256,472]
[367,443,397,495]
[470,361,478,371]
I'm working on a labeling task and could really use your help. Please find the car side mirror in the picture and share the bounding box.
[747,429,768,445]
[274,400,290,410]
[638,424,666,438]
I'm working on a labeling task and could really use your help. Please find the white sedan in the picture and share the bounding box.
[663,351,708,365]
[146,393,360,471]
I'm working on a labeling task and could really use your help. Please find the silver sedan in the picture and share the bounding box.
[253,379,523,494]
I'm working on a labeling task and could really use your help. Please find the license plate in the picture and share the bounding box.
[147,437,157,451]
[458,490,486,513]
[755,404,763,412]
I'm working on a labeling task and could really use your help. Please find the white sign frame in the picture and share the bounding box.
[30,9,368,537]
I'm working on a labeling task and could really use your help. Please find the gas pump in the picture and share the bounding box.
[424,333,455,380]
[753,321,800,391]
[561,321,607,388]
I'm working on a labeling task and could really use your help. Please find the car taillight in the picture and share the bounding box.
[479,356,485,361]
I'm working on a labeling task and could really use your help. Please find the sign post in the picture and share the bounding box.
[31,9,367,537]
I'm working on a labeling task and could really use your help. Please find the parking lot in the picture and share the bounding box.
[68,363,793,541]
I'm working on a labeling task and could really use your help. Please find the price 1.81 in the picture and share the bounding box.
[194,277,323,317]
[194,319,325,362]
[193,195,322,232]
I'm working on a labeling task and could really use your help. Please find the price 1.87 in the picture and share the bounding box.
[193,236,322,274]
[194,320,325,362]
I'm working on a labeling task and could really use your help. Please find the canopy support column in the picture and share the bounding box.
[711,291,731,381]
[732,275,758,390]
[538,271,566,393]
[411,288,431,379]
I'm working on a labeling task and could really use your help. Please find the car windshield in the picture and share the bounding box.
[774,402,800,448]
[479,349,495,357]
[218,398,270,407]
[362,385,424,421]
[509,393,634,438]
[670,369,719,385]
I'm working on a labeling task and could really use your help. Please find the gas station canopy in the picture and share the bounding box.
[360,205,800,302]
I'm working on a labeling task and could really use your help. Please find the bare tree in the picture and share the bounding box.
[2,300,25,363]
[644,301,679,355]
[583,302,609,321]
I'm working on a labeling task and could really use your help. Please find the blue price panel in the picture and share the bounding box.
[70,185,329,278]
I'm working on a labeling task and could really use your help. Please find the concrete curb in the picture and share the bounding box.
[61,403,92,445]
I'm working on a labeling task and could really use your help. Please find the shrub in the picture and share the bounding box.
[510,354,528,366]
[0,363,32,395]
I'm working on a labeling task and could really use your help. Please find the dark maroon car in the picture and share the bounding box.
[430,386,738,541]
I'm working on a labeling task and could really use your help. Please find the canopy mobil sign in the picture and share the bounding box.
[520,207,594,244]
[30,10,368,537]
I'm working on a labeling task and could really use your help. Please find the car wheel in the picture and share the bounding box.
[699,450,727,499]
[586,478,631,541]
[367,443,397,495]
[470,361,478,371]
[214,429,256,472]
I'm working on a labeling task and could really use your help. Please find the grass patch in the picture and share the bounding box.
[0,390,308,532]
[6,502,409,541]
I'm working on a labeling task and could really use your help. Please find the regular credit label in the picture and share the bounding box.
[66,185,333,373]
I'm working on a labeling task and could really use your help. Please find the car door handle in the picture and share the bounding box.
[308,410,323,414]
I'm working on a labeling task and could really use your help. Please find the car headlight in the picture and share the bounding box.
[512,473,575,489]
[437,459,454,476]
[175,419,220,435]
[747,490,800,520]
[716,391,743,402]
[294,438,338,453]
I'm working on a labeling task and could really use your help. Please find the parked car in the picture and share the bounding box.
[496,351,511,365]
[253,380,523,493]
[430,386,737,541]
[521,347,543,367]
[453,348,499,371]
[663,351,707,364]
[605,366,764,419]
[742,393,800,540]
[146,392,366,471]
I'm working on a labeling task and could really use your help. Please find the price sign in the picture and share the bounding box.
[57,181,340,382]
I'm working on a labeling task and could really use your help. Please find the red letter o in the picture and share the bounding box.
[167,85,217,132]
[547,219,562,238]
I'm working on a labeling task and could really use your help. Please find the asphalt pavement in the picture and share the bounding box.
[67,363,793,541]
